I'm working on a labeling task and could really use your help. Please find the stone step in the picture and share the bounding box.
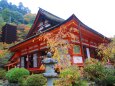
[0,80,3,86]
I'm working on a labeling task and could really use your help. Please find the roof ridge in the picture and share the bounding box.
[39,8,65,21]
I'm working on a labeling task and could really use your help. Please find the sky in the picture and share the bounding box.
[8,0,115,38]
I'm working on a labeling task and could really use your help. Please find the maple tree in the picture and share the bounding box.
[38,25,79,68]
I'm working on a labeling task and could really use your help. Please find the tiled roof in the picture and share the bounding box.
[9,9,111,50]
[39,8,64,23]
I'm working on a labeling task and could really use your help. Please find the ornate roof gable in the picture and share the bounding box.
[26,8,64,38]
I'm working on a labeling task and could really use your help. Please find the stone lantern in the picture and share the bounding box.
[42,52,58,86]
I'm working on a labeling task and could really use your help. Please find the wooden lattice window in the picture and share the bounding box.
[73,45,80,54]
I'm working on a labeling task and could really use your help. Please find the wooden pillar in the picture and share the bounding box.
[26,47,29,69]
[78,24,85,62]
[27,55,29,68]
[18,52,21,68]
[38,42,41,68]
[86,40,91,59]
[86,48,91,59]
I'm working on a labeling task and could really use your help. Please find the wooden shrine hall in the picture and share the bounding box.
[6,8,110,73]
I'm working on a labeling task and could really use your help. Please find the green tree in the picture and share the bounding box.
[0,49,12,68]
[0,14,5,31]
[18,2,30,15]
[98,37,115,66]
[2,8,11,22]
[0,0,9,9]
[8,3,17,12]
[0,0,31,24]
[11,11,24,24]
[2,8,24,24]
[24,13,36,24]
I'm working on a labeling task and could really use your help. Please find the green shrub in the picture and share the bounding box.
[84,63,105,81]
[102,69,115,86]
[54,65,81,86]
[84,59,105,82]
[0,68,7,79]
[18,75,29,86]
[26,74,46,86]
[104,75,115,86]
[74,79,88,86]
[84,58,115,85]
[6,68,29,83]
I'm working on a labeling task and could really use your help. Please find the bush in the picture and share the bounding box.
[0,68,7,79]
[102,68,115,86]
[26,74,46,86]
[54,65,81,86]
[74,79,88,86]
[104,75,115,86]
[6,68,29,83]
[18,75,29,86]
[84,63,105,81]
[84,58,115,85]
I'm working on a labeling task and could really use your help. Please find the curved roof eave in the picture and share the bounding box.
[71,14,111,42]
[9,14,111,50]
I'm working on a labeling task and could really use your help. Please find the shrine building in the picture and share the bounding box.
[6,8,110,73]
